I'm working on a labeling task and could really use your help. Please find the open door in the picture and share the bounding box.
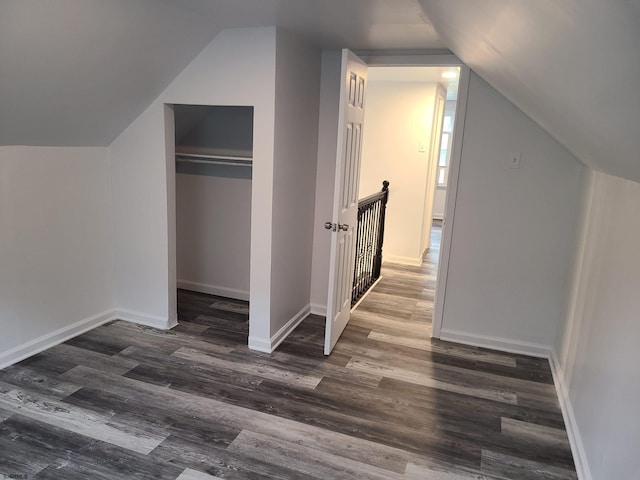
[324,50,367,355]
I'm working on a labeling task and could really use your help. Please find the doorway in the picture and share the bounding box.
[353,65,461,338]
[172,104,253,339]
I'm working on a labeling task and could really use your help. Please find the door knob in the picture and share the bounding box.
[338,224,349,231]
[324,221,335,230]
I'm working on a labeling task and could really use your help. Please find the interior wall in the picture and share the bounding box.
[440,72,584,354]
[176,166,251,300]
[554,169,640,480]
[269,30,321,337]
[0,146,114,367]
[432,188,446,218]
[175,105,254,156]
[359,80,437,265]
[109,27,277,339]
[174,105,253,301]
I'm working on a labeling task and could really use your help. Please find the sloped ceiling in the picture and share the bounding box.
[0,0,221,146]
[419,0,640,182]
[3,0,638,182]
[0,0,442,147]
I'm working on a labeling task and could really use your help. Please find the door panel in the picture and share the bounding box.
[324,49,367,355]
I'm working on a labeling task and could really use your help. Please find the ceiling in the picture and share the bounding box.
[0,0,442,147]
[1,0,638,182]
[419,0,640,182]
[367,66,460,100]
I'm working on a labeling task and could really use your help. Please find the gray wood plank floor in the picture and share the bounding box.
[0,228,576,479]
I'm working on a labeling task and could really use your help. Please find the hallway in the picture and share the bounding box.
[351,224,441,342]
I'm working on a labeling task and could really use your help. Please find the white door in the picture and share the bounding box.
[324,50,368,355]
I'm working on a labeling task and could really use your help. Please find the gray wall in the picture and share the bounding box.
[554,169,640,479]
[270,30,321,334]
[440,72,584,354]
[176,165,252,300]
[175,105,254,157]
[0,146,114,367]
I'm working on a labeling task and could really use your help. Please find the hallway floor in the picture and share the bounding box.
[0,225,576,478]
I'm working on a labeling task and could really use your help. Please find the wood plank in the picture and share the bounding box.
[0,388,168,454]
[0,231,576,479]
[480,449,577,480]
[228,429,405,480]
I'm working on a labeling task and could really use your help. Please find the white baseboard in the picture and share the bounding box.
[439,328,552,358]
[177,280,249,301]
[549,352,592,480]
[384,255,423,267]
[310,303,327,317]
[0,309,116,370]
[351,277,383,311]
[248,304,310,354]
[115,309,176,330]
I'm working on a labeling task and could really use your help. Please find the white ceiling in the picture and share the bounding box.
[367,66,460,100]
[0,0,442,147]
[419,0,640,182]
[1,0,638,182]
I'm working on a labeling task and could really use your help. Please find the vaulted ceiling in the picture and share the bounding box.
[1,0,638,181]
[420,0,640,182]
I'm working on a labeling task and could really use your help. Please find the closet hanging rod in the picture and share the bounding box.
[175,152,252,168]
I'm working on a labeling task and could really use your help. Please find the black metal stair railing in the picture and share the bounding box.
[352,180,389,306]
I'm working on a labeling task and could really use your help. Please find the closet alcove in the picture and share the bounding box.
[174,104,253,338]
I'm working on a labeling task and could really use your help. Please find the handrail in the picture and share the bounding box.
[358,181,389,207]
[352,180,390,306]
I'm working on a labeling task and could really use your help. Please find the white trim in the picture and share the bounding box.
[353,53,469,341]
[177,280,250,302]
[0,309,116,370]
[356,51,461,67]
[247,335,272,353]
[439,328,551,358]
[351,277,383,311]
[549,352,592,480]
[248,304,310,354]
[432,65,471,339]
[384,255,423,267]
[115,309,176,330]
[310,303,327,317]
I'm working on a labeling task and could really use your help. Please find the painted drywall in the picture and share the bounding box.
[432,188,446,218]
[110,28,277,336]
[310,50,342,315]
[420,1,640,183]
[270,30,321,335]
[0,146,114,364]
[359,80,438,265]
[176,166,251,299]
[175,105,254,157]
[554,170,640,480]
[174,104,253,300]
[440,72,583,353]
[110,27,320,349]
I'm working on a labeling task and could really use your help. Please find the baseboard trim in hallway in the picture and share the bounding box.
[0,309,115,370]
[248,304,310,353]
[439,328,552,359]
[550,352,592,480]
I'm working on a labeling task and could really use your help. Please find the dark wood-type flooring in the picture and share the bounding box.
[0,227,576,479]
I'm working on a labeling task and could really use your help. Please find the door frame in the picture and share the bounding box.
[355,52,471,339]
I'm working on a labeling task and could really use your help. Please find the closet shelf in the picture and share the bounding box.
[175,151,252,168]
